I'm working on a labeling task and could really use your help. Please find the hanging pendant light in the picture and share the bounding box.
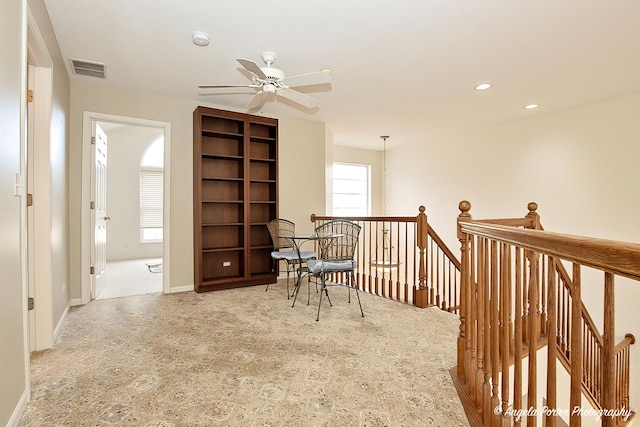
[370,135,399,272]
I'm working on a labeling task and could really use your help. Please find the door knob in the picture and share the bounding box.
[104,216,111,221]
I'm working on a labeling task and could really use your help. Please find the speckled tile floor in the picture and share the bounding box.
[19,280,469,426]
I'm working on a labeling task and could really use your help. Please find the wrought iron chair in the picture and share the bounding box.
[266,218,316,298]
[305,219,363,321]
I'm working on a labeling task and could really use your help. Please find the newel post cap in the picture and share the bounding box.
[458,200,471,218]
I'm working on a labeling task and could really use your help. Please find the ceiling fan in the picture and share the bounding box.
[199,51,332,110]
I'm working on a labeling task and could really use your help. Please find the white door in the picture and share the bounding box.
[91,122,109,299]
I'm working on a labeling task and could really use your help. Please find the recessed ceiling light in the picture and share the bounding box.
[474,83,492,91]
[192,31,210,47]
[524,104,539,110]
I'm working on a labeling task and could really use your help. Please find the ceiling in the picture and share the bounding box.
[43,0,640,150]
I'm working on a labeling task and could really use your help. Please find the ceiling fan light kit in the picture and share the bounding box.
[198,50,332,111]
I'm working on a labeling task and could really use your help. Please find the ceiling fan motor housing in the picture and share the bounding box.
[261,67,285,82]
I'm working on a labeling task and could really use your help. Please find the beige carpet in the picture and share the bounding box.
[96,258,163,300]
[19,280,469,426]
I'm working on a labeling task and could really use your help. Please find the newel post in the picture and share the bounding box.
[526,201,541,230]
[602,272,616,427]
[415,205,429,308]
[457,200,472,377]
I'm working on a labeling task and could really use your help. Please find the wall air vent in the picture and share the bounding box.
[70,59,106,79]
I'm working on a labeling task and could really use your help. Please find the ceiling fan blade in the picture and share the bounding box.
[281,70,332,88]
[277,88,320,109]
[246,91,267,110]
[236,58,267,80]
[198,84,258,89]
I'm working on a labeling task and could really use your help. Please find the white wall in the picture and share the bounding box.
[28,0,71,344]
[104,124,163,261]
[278,117,328,235]
[386,91,640,413]
[0,1,28,425]
[68,82,328,296]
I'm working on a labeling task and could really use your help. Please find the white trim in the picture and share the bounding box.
[7,390,29,427]
[30,65,54,350]
[166,284,194,294]
[19,0,30,420]
[81,112,172,302]
[26,4,56,352]
[53,303,70,344]
[70,298,83,307]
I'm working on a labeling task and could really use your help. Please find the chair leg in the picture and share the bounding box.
[316,276,325,321]
[266,257,277,292]
[352,272,364,317]
[291,267,302,308]
[285,265,291,300]
[316,275,332,321]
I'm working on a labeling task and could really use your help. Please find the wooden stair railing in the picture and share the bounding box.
[455,201,637,427]
[310,206,461,310]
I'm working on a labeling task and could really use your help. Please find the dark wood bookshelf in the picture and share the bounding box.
[193,106,278,292]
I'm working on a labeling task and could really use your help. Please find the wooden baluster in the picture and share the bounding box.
[404,223,409,303]
[602,272,615,427]
[457,201,471,377]
[416,206,429,308]
[527,251,539,427]
[396,222,401,301]
[523,202,538,346]
[468,236,477,398]
[500,243,511,427]
[482,239,492,425]
[475,237,486,410]
[367,221,372,294]
[491,240,500,426]
[569,263,582,427]
[540,256,547,335]
[546,257,557,427]
[513,247,523,427]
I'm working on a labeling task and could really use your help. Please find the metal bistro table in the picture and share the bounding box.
[281,232,344,308]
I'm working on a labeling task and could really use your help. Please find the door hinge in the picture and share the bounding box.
[28,297,35,310]
[27,193,33,207]
[90,201,95,209]
[27,89,34,103]
[90,266,95,275]
[91,136,96,145]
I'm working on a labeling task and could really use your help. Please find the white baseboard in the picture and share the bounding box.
[7,389,29,427]
[70,298,83,306]
[53,303,69,345]
[166,284,194,294]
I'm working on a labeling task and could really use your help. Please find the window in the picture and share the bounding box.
[332,163,370,216]
[140,137,164,243]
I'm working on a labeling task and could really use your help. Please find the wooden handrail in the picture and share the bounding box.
[310,214,416,222]
[311,206,461,310]
[614,333,636,354]
[455,201,637,427]
[458,221,640,281]
[427,224,461,270]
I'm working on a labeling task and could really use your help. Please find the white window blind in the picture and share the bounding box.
[332,163,370,216]
[140,169,163,228]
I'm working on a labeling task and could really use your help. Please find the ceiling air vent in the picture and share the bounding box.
[70,59,106,79]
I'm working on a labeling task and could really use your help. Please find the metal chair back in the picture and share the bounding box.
[266,218,295,250]
[314,219,361,262]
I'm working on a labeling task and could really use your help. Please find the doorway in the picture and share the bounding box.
[81,112,171,303]
[94,122,165,299]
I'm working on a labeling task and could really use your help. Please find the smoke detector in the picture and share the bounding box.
[192,31,210,47]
